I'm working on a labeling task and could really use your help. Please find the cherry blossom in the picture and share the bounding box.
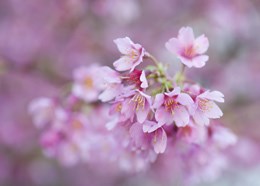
[166,27,209,68]
[72,66,104,102]
[191,90,224,126]
[153,87,194,127]
[113,37,145,72]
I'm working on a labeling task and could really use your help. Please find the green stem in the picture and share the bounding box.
[180,64,186,77]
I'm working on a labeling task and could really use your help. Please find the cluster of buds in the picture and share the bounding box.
[29,27,237,175]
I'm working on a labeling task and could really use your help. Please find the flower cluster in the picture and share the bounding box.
[29,27,237,177]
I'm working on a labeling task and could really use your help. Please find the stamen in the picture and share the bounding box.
[131,94,145,111]
[198,98,213,112]
[116,103,122,112]
[164,97,177,113]
[128,50,138,59]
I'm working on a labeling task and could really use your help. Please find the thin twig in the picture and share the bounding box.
[144,52,160,66]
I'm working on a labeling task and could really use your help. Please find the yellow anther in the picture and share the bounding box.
[128,50,138,59]
[164,98,177,112]
[116,103,122,112]
[131,94,145,111]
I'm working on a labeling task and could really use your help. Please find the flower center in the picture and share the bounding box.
[71,119,84,130]
[131,93,145,111]
[128,49,138,60]
[164,97,177,114]
[198,98,213,112]
[184,45,196,59]
[116,103,122,112]
[83,77,93,89]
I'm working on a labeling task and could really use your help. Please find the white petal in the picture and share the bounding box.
[194,34,209,54]
[113,56,133,71]
[140,70,148,88]
[113,37,133,55]
[177,93,194,106]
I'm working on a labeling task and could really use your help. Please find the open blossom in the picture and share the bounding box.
[113,37,145,72]
[191,90,224,126]
[165,27,209,68]
[210,124,237,149]
[130,121,167,154]
[72,66,104,102]
[142,121,167,153]
[176,121,208,145]
[120,89,152,123]
[28,97,56,128]
[98,67,148,102]
[153,87,194,127]
[98,66,123,102]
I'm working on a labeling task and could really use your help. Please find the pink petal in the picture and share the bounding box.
[140,70,148,88]
[165,38,181,54]
[212,126,237,148]
[153,93,164,109]
[204,101,223,119]
[155,107,173,125]
[192,55,209,68]
[72,85,98,102]
[106,117,119,130]
[129,123,149,149]
[113,37,133,55]
[178,27,195,46]
[136,102,150,123]
[129,55,144,72]
[165,87,181,97]
[176,93,194,106]
[100,66,121,83]
[113,56,133,71]
[143,120,163,133]
[178,56,193,68]
[98,84,122,102]
[153,128,167,154]
[194,34,209,54]
[193,110,210,126]
[173,106,190,127]
[200,91,224,103]
[121,99,135,121]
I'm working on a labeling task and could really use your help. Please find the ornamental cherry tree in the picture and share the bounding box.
[29,27,237,181]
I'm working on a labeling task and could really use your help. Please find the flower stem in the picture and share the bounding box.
[144,52,160,66]
[180,64,186,77]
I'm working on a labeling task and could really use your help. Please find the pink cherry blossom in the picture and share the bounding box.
[153,87,194,127]
[165,27,209,68]
[142,120,167,154]
[72,66,104,102]
[191,90,224,126]
[29,97,56,128]
[210,124,237,148]
[130,121,167,154]
[120,89,152,123]
[98,66,123,102]
[113,37,145,72]
[176,121,207,145]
